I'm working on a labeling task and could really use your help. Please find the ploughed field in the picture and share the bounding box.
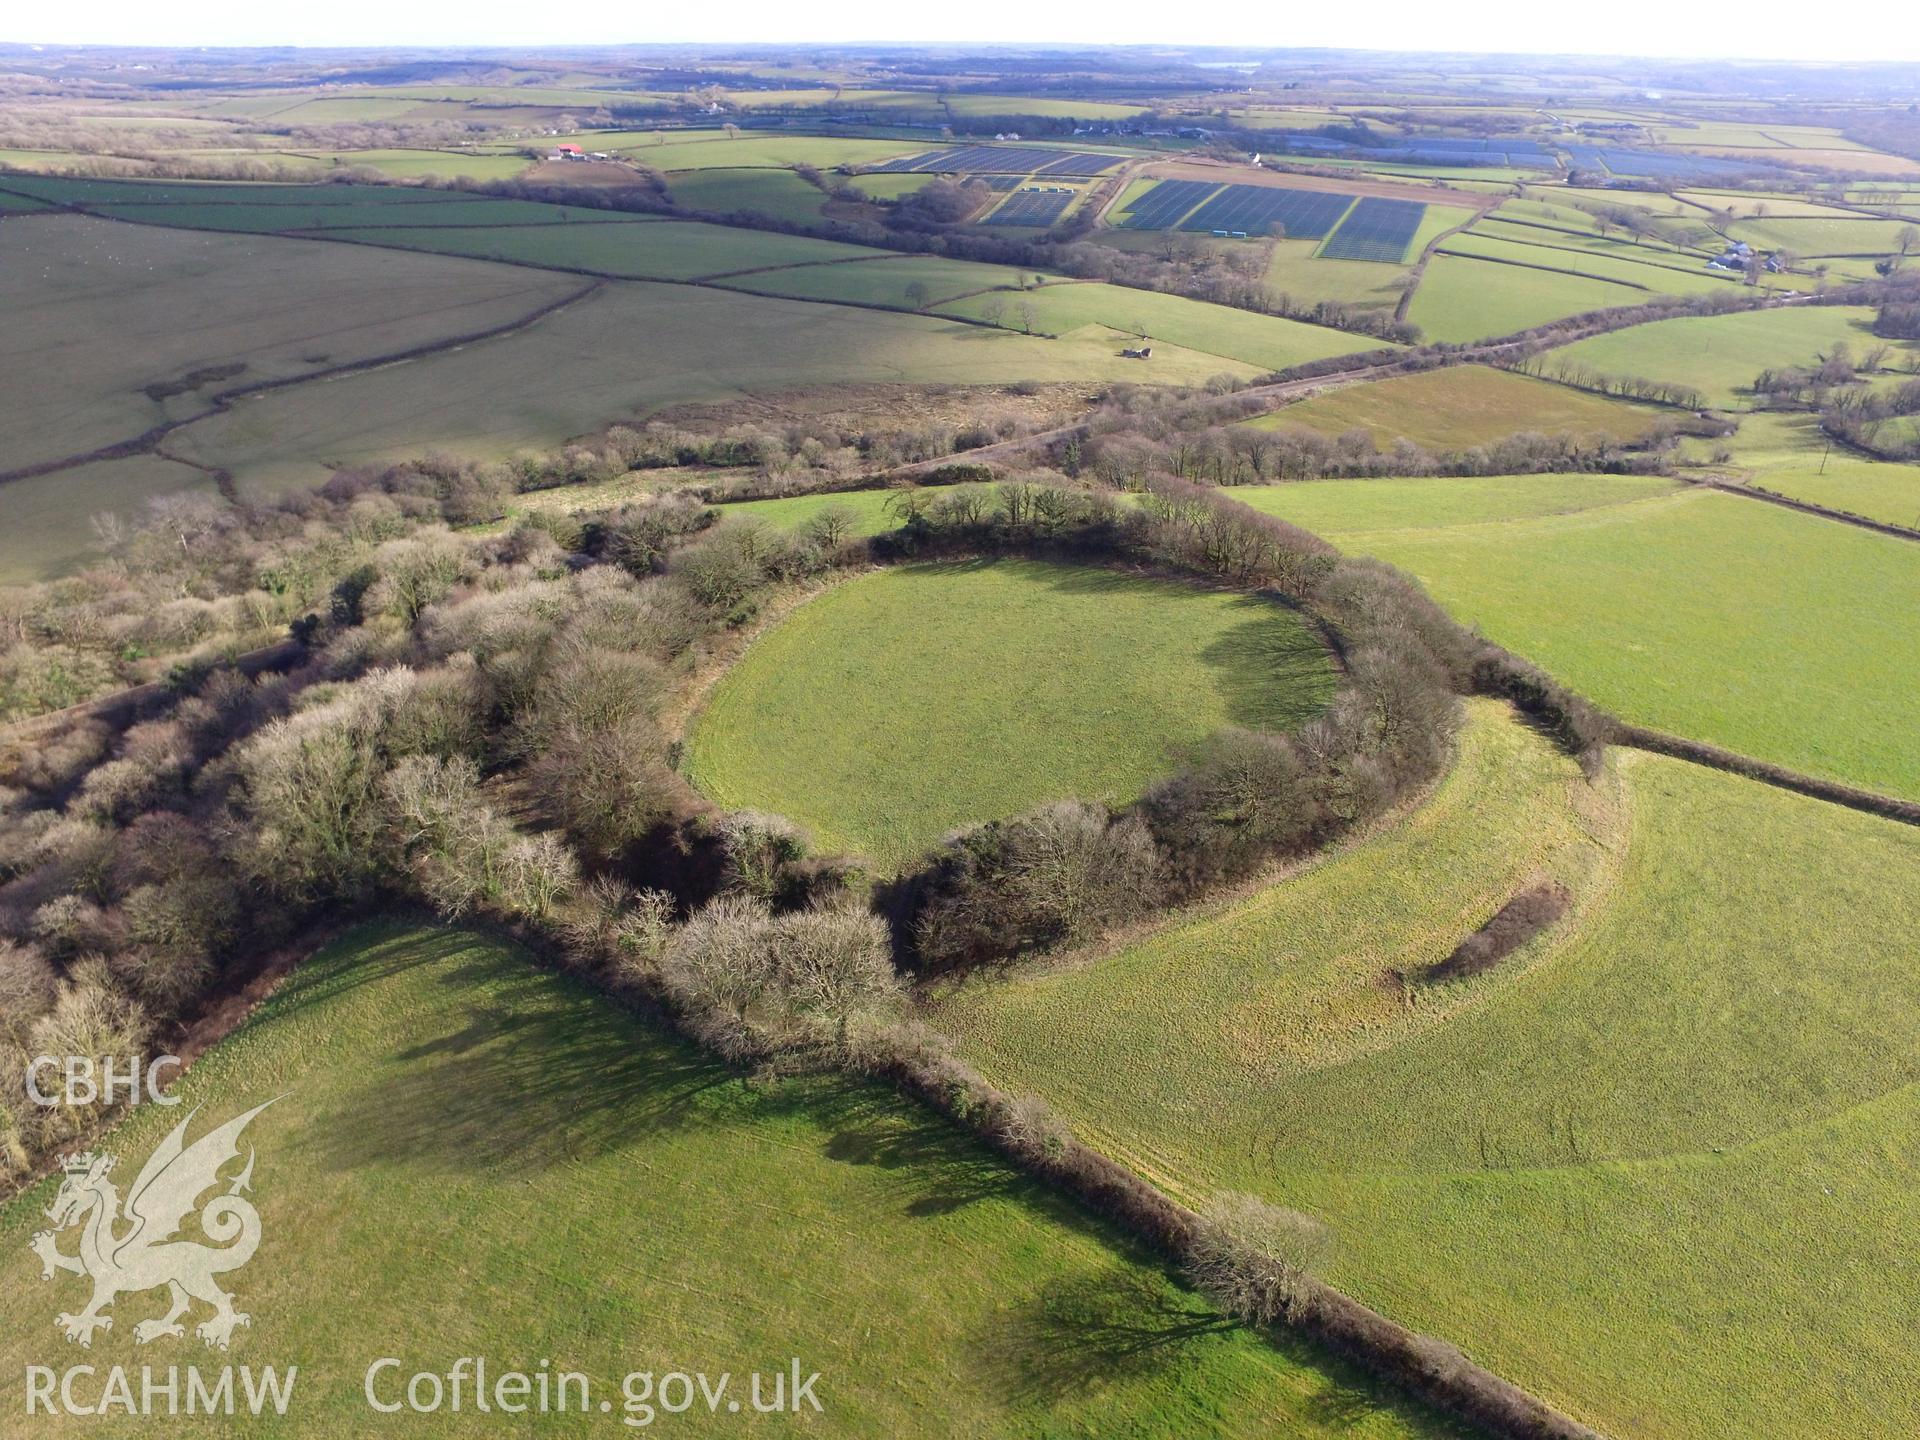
[682,558,1338,867]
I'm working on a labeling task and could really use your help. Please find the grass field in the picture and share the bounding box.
[1246,479,1920,799]
[0,456,220,584]
[684,559,1338,866]
[665,167,831,222]
[0,922,1462,1438]
[1443,229,1743,296]
[166,280,1266,495]
[1231,473,1683,533]
[936,710,1920,1440]
[1548,305,1909,408]
[1247,366,1663,449]
[935,281,1376,372]
[0,213,580,478]
[586,132,928,171]
[933,705,1920,1439]
[1730,215,1920,254]
[709,490,905,536]
[1406,253,1640,342]
[316,219,877,280]
[294,148,538,182]
[1712,411,1920,528]
[714,254,1036,309]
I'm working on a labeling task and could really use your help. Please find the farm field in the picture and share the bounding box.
[1405,253,1640,342]
[1710,411,1920,527]
[709,488,904,536]
[164,281,1266,495]
[1451,223,1750,289]
[1252,479,1920,799]
[1231,472,1684,533]
[0,455,220,584]
[1728,214,1920,255]
[1549,304,1910,408]
[0,922,1460,1439]
[936,713,1920,1440]
[713,254,1038,309]
[665,166,832,221]
[293,147,539,181]
[1438,229,1733,295]
[934,281,1376,371]
[684,559,1338,865]
[0,214,580,474]
[589,132,928,170]
[312,218,877,279]
[1247,365,1665,448]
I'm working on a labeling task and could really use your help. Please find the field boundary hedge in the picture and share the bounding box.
[1695,477,1920,542]
[1614,724,1920,826]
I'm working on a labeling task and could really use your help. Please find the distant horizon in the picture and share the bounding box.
[6,4,1919,68]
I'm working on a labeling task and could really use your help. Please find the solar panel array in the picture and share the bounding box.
[1115,180,1222,231]
[1319,197,1428,262]
[1178,184,1357,238]
[1273,134,1555,168]
[1561,145,1768,180]
[870,145,1118,176]
[981,189,1077,227]
[981,175,1021,192]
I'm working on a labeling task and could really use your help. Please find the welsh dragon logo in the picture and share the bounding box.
[30,1100,277,1350]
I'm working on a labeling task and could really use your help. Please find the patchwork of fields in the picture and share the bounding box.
[8,59,1920,1440]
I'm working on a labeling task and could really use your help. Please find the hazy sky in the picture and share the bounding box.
[8,0,1918,65]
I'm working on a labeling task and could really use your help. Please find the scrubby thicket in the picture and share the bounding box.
[0,441,1611,1185]
[0,406,1051,724]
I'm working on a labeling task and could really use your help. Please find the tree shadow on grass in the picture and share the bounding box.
[817,1092,1023,1217]
[1199,603,1338,731]
[313,939,741,1178]
[977,1265,1464,1433]
[973,1265,1235,1405]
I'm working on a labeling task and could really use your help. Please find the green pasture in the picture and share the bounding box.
[715,254,1034,309]
[1406,253,1640,342]
[166,280,1263,495]
[1248,365,1663,449]
[1711,411,1920,528]
[935,281,1374,372]
[0,922,1460,1438]
[1231,473,1682,534]
[313,219,875,279]
[1439,231,1734,296]
[1549,304,1909,408]
[934,705,1920,1439]
[666,167,831,222]
[684,558,1337,866]
[0,213,580,480]
[1254,479,1920,798]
